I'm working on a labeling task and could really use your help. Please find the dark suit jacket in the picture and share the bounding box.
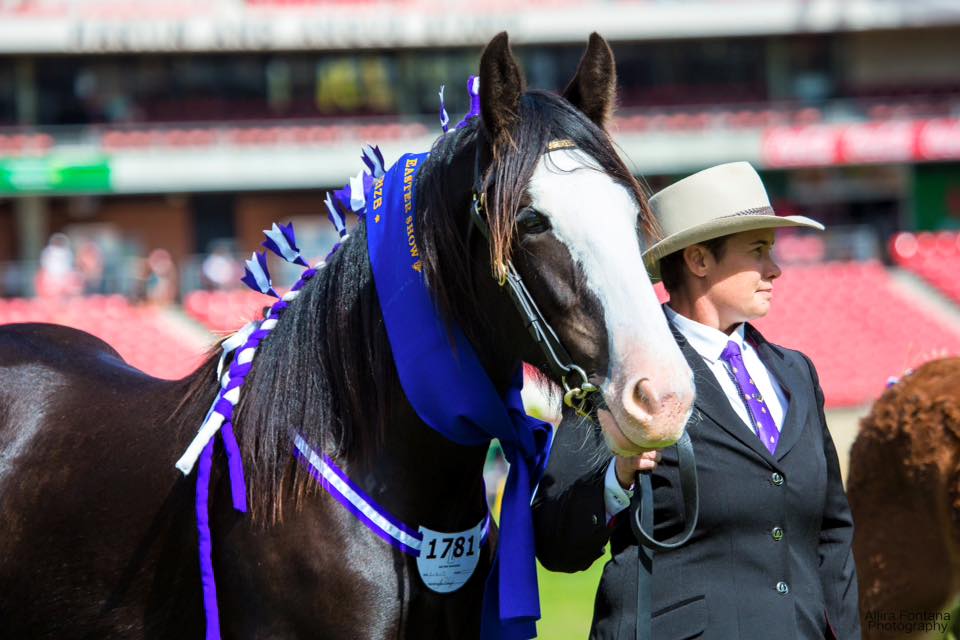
[533,323,861,640]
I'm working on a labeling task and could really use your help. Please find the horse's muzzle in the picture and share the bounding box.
[601,367,695,454]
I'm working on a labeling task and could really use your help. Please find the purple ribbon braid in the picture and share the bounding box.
[196,264,319,640]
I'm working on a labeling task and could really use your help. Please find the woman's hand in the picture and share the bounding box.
[614,450,662,490]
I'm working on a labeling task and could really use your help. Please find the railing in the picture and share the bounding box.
[0,224,889,301]
[1,93,958,158]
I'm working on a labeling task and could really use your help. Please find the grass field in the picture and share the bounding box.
[536,555,607,639]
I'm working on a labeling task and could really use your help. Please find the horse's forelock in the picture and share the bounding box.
[412,90,645,367]
[485,91,654,276]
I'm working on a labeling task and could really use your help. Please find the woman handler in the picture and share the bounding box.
[533,162,860,639]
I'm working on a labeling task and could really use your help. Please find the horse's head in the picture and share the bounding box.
[421,32,695,454]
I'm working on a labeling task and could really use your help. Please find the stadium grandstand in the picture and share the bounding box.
[2,0,960,413]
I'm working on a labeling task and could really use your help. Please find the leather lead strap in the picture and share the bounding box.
[629,431,700,640]
[629,431,699,552]
[633,474,655,640]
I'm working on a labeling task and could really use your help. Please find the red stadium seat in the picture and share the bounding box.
[183,290,266,333]
[657,260,960,407]
[751,260,960,406]
[891,231,960,305]
[0,296,207,379]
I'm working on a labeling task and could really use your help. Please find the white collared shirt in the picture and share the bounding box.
[663,305,788,433]
[603,305,790,520]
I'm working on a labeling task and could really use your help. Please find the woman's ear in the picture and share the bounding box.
[479,31,525,145]
[562,32,617,129]
[683,244,711,278]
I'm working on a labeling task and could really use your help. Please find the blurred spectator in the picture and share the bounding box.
[35,233,81,298]
[0,262,26,298]
[145,248,178,306]
[76,239,105,295]
[201,243,240,291]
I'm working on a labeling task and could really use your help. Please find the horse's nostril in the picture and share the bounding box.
[631,377,659,415]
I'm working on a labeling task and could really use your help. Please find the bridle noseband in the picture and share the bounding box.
[467,138,603,419]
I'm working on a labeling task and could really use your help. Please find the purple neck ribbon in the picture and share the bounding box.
[293,433,491,557]
[366,152,554,640]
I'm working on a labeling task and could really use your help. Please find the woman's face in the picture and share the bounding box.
[702,228,782,328]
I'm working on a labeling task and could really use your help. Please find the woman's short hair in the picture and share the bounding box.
[659,235,729,294]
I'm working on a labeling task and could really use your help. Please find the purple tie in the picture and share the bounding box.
[720,340,780,454]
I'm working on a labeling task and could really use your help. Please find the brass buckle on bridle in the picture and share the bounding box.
[562,364,599,418]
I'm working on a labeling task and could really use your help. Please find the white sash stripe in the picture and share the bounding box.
[293,435,423,552]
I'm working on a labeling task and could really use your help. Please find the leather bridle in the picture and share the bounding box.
[467,138,605,419]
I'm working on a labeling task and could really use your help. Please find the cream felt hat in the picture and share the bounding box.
[643,161,824,281]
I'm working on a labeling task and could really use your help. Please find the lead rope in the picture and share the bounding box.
[627,430,699,639]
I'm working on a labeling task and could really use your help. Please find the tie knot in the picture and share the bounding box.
[720,340,742,362]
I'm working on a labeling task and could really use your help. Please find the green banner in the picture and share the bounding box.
[0,156,111,193]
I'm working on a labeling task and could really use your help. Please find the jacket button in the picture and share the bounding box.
[776,581,789,595]
[771,526,784,541]
[771,472,784,486]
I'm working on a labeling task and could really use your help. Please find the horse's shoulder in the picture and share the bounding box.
[0,323,121,359]
[0,323,134,382]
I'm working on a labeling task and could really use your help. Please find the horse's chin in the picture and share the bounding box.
[595,367,694,455]
[598,406,688,456]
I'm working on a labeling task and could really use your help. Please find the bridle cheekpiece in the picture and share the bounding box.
[469,137,603,419]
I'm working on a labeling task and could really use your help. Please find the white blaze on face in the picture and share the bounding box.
[526,148,694,451]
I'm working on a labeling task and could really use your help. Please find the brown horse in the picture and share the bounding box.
[0,33,694,639]
[848,357,960,639]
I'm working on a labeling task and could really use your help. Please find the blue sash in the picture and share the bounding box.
[367,152,553,639]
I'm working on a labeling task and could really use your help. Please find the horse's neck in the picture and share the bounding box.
[349,403,491,533]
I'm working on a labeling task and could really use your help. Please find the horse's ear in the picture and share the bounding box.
[563,32,617,129]
[479,32,525,145]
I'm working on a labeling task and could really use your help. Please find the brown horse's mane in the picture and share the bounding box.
[855,357,960,491]
[848,357,960,626]
[176,90,652,522]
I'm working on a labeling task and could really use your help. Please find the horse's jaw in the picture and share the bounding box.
[525,148,695,453]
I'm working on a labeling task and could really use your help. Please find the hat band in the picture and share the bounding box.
[719,205,776,219]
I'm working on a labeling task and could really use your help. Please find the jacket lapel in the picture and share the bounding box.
[744,324,810,461]
[669,322,779,466]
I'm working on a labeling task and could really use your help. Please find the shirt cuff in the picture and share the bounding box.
[604,457,634,523]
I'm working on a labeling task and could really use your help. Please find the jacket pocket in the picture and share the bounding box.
[652,595,707,640]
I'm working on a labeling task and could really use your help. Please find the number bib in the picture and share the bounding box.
[416,517,487,593]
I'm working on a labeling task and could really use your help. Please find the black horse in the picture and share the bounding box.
[0,33,693,638]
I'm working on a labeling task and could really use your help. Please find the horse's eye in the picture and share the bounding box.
[516,207,551,235]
